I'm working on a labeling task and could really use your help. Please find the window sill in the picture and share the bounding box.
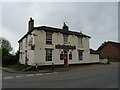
[79,60,83,61]
[78,45,84,48]
[46,43,53,45]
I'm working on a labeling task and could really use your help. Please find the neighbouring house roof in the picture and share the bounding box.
[97,41,120,51]
[18,26,91,42]
[90,49,100,54]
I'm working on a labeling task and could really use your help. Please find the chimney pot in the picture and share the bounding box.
[62,22,69,31]
[28,17,34,32]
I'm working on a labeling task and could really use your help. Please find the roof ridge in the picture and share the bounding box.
[108,41,120,44]
[34,25,90,36]
[34,25,62,29]
[97,41,120,51]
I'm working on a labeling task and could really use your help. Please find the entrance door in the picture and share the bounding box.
[64,51,68,66]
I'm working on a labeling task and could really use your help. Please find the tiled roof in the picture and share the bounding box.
[34,26,91,37]
[18,26,91,42]
[90,49,100,54]
[97,41,120,51]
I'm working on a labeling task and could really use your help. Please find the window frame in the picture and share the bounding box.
[78,37,83,46]
[78,51,83,60]
[20,42,22,50]
[46,33,52,44]
[46,50,52,61]
[60,52,64,60]
[69,52,72,60]
[64,35,68,45]
[25,37,28,47]
[29,37,33,46]
[20,52,22,59]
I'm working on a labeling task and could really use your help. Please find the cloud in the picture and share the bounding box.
[2,2,118,51]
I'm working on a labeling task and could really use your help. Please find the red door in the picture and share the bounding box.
[64,54,68,66]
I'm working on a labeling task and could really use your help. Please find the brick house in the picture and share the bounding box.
[97,41,120,61]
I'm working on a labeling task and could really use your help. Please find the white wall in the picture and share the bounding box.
[19,29,91,65]
[19,32,35,65]
[90,54,100,63]
[32,30,91,65]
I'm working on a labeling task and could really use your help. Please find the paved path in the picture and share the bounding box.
[2,64,119,88]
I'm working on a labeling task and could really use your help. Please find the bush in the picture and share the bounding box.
[2,48,19,66]
[2,55,19,66]
[108,57,120,62]
[107,60,111,64]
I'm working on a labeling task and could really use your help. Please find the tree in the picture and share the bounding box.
[0,37,14,66]
[0,37,13,52]
[0,37,20,66]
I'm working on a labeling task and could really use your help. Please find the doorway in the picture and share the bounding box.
[64,51,68,66]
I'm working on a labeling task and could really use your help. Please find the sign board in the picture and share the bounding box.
[55,45,76,50]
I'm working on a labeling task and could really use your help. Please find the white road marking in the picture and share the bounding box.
[45,73,51,75]
[53,72,58,74]
[3,72,58,80]
[26,74,34,77]
[16,75,24,78]
[4,76,13,80]
[35,73,43,76]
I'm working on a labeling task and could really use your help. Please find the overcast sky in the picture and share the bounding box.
[1,2,118,52]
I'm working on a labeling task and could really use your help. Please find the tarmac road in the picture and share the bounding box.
[2,64,119,88]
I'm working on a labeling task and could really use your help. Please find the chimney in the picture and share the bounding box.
[28,17,34,31]
[62,22,69,31]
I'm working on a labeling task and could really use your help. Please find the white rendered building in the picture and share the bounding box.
[18,18,100,66]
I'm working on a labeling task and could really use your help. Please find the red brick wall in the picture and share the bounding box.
[99,43,119,59]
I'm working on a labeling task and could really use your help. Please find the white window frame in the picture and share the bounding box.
[29,37,33,46]
[64,35,68,44]
[46,33,52,44]
[20,42,22,50]
[20,52,22,59]
[26,37,28,47]
[46,50,52,61]
[78,37,82,46]
[78,51,83,60]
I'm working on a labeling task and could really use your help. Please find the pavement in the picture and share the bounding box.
[1,62,119,74]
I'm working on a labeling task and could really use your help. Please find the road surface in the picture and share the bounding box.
[2,64,119,88]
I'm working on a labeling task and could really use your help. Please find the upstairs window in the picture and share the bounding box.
[78,37,82,46]
[29,37,33,46]
[46,33,52,44]
[20,42,22,50]
[64,35,68,44]
[78,51,83,60]
[26,37,28,47]
[31,45,35,50]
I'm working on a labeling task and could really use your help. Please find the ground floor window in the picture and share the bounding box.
[78,51,83,60]
[20,52,22,59]
[69,52,72,60]
[60,52,64,60]
[46,50,52,61]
